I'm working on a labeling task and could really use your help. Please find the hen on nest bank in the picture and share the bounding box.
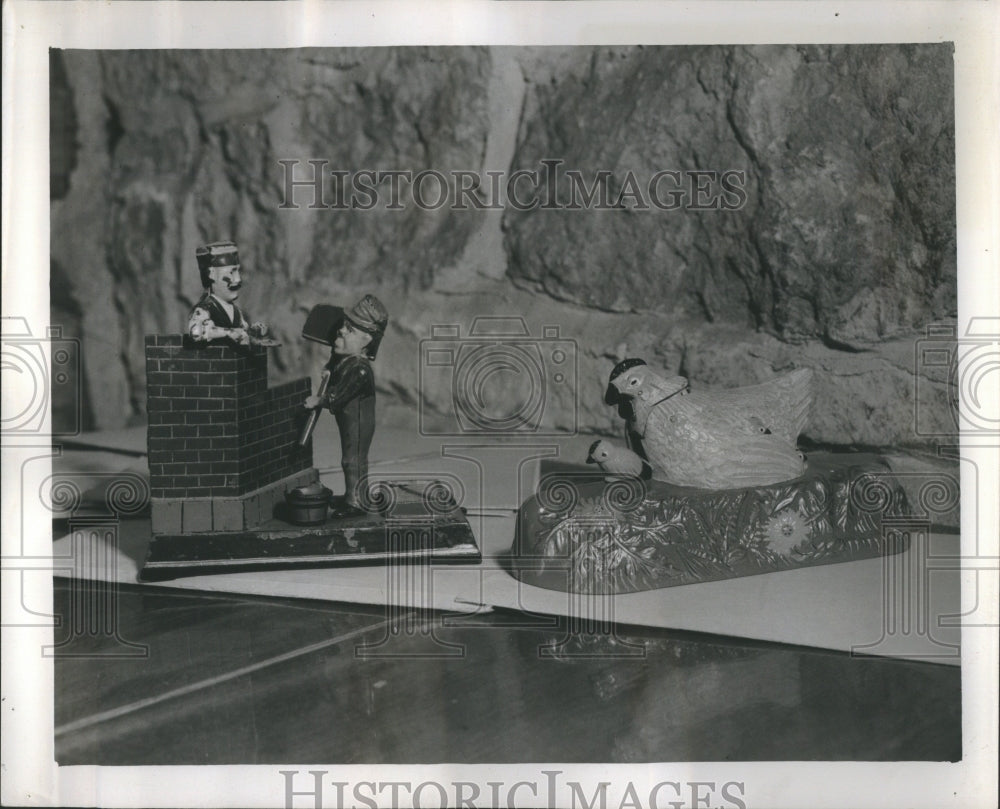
[609,363,813,490]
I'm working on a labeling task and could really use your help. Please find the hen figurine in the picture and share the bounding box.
[610,364,813,489]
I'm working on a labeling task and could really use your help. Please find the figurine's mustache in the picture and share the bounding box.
[227,282,242,291]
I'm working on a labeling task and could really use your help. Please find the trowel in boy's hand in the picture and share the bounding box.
[299,369,330,447]
[298,304,345,446]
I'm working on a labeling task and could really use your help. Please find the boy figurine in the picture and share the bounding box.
[188,241,269,345]
[304,294,389,512]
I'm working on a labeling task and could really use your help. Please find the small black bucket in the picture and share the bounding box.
[284,484,333,525]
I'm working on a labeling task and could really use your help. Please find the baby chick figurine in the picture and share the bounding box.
[586,439,652,481]
[609,363,813,490]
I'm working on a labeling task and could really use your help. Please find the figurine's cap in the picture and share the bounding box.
[196,242,240,287]
[196,241,240,271]
[605,357,647,406]
[609,357,647,382]
[344,294,388,335]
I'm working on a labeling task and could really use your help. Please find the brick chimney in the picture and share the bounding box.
[145,336,316,535]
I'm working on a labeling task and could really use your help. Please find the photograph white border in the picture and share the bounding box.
[3,2,998,807]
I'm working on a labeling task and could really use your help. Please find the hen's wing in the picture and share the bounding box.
[706,368,813,442]
[700,434,806,488]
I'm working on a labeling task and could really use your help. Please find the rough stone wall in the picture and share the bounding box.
[50,44,956,453]
[506,45,955,341]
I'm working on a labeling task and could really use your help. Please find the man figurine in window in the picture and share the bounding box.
[188,241,270,345]
[303,294,389,513]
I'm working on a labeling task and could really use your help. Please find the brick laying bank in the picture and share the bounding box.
[139,334,481,580]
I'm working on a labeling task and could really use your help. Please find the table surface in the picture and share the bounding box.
[52,579,961,765]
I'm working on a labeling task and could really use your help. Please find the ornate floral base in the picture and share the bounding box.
[509,453,914,594]
[139,480,480,580]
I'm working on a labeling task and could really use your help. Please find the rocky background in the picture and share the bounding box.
[51,45,957,481]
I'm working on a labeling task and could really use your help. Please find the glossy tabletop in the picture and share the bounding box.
[53,579,961,765]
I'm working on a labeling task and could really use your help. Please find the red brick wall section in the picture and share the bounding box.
[145,336,312,498]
